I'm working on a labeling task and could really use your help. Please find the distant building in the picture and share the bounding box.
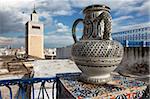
[0,47,19,56]
[0,48,8,56]
[112,23,150,47]
[56,46,72,59]
[25,8,44,58]
[111,23,150,68]
[44,48,56,59]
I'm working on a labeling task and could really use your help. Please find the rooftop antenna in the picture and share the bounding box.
[34,4,35,10]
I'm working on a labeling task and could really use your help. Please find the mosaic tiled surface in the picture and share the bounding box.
[59,76,147,99]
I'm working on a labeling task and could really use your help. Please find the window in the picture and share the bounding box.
[145,33,147,39]
[131,35,133,40]
[125,36,127,40]
[32,26,40,29]
[136,29,138,32]
[136,35,138,40]
[133,34,135,40]
[145,27,147,30]
[133,30,135,33]
[142,34,144,39]
[138,29,141,31]
[130,35,132,40]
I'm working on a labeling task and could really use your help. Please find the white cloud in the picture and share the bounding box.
[0,0,34,9]
[0,36,24,47]
[135,0,150,17]
[70,0,149,16]
[37,0,74,16]
[0,10,25,33]
[0,37,13,45]
[45,22,74,48]
[44,35,74,48]
[38,20,72,48]
[0,0,74,34]
[0,0,149,47]
[112,16,134,32]
[112,22,150,33]
[0,0,35,34]
[56,23,69,33]
[110,0,149,16]
[70,0,149,33]
[113,16,134,22]
[38,11,53,29]
[1,0,148,34]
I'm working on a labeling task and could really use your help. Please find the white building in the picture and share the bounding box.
[44,48,56,59]
[56,46,72,59]
[112,23,150,47]
[0,48,12,56]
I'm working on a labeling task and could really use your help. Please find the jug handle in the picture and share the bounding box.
[72,18,83,43]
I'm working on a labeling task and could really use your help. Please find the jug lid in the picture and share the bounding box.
[83,4,110,13]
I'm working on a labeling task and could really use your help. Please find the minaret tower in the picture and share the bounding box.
[25,6,44,58]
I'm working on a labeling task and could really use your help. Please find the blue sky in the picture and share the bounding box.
[0,0,149,48]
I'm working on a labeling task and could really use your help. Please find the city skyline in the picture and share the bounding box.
[0,0,149,48]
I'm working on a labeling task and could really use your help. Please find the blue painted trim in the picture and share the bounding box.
[0,77,56,86]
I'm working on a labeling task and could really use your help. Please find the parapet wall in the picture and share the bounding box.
[118,47,150,75]
[121,47,149,65]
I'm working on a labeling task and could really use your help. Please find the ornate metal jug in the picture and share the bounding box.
[71,5,124,84]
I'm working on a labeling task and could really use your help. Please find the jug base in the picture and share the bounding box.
[79,73,112,84]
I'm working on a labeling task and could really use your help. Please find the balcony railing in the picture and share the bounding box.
[0,77,56,99]
[118,40,150,47]
[0,73,149,99]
